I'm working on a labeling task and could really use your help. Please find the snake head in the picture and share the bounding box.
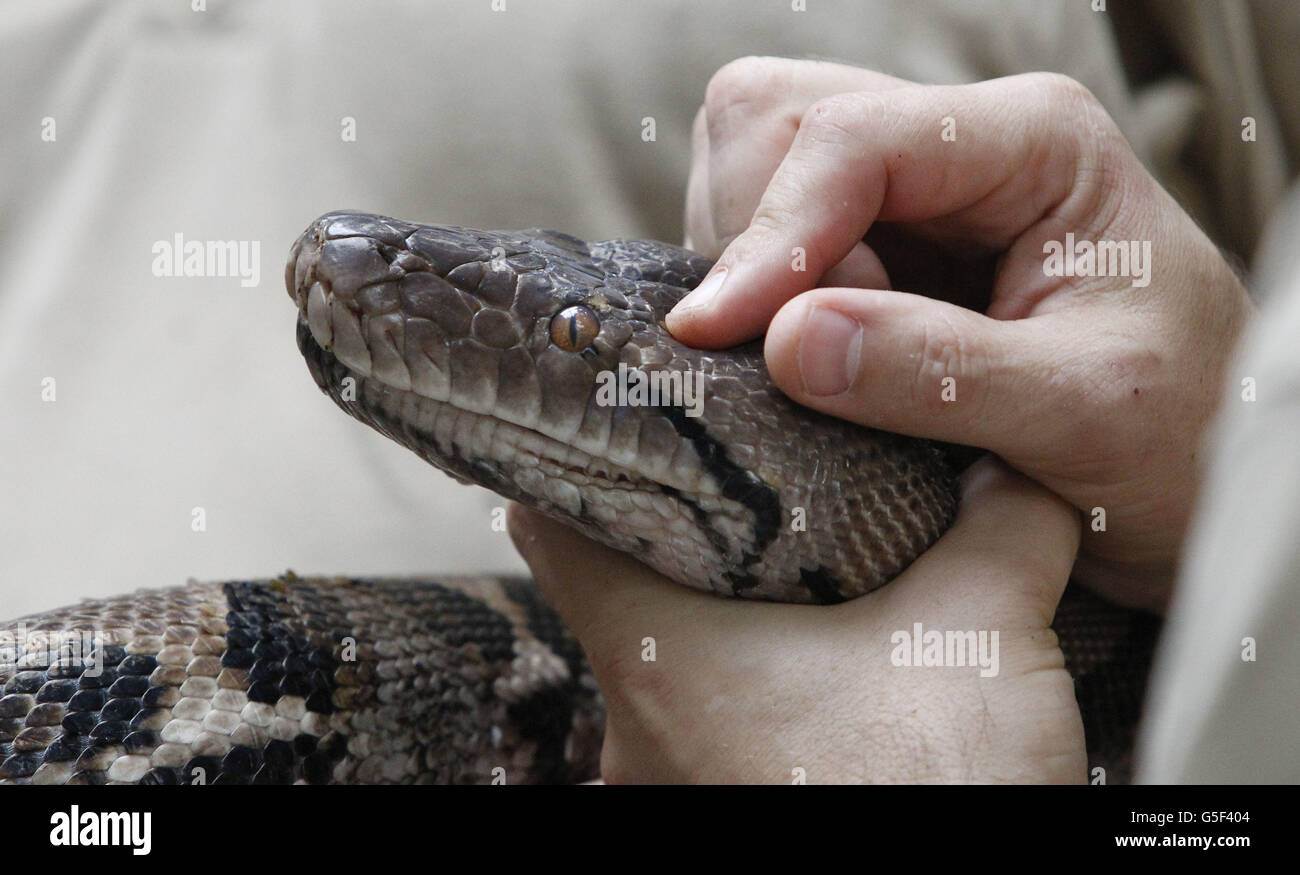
[286,211,958,604]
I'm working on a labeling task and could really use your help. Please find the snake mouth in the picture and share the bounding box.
[294,314,677,513]
[286,213,722,502]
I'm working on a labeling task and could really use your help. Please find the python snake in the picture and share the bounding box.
[0,211,1157,784]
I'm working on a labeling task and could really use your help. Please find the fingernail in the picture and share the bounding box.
[671,267,727,315]
[800,306,862,396]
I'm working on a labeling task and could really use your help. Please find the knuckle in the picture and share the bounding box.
[911,311,988,423]
[1019,72,1120,146]
[746,203,796,236]
[740,197,814,266]
[1008,73,1133,235]
[798,92,876,147]
[705,55,787,125]
[1023,72,1101,111]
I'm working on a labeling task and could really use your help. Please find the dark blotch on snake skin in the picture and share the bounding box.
[98,645,128,667]
[221,746,261,777]
[89,721,129,745]
[41,736,82,763]
[415,583,516,662]
[60,711,97,736]
[501,580,595,783]
[119,655,158,676]
[221,646,255,670]
[0,751,42,779]
[4,673,43,695]
[503,580,586,689]
[303,752,333,785]
[124,730,159,753]
[77,667,116,690]
[47,659,85,680]
[141,767,180,785]
[184,756,220,784]
[223,582,340,716]
[99,697,143,723]
[35,679,77,703]
[799,567,848,606]
[109,675,149,697]
[661,404,782,597]
[67,689,106,712]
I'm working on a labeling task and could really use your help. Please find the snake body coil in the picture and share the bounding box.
[0,212,1156,784]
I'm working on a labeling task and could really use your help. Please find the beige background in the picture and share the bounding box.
[2,0,1180,618]
[3,0,1299,782]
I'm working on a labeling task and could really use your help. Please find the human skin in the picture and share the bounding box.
[670,58,1253,612]
[509,59,1253,782]
[512,458,1086,784]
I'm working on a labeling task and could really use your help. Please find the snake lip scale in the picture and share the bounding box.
[0,211,1156,785]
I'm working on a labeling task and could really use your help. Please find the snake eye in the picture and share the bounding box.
[549,305,600,352]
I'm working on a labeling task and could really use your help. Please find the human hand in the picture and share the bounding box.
[510,458,1086,784]
[669,58,1254,611]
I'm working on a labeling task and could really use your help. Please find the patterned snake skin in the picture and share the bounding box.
[0,211,1158,784]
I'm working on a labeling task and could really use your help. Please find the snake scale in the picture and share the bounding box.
[0,211,1158,785]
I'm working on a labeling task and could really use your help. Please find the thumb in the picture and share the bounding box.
[763,286,1082,456]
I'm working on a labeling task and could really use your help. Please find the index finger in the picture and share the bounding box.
[666,73,1121,348]
[701,57,915,252]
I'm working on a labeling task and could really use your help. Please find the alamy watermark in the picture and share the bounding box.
[1043,232,1152,288]
[0,623,108,678]
[49,806,151,856]
[594,363,705,418]
[890,622,1000,677]
[151,233,260,288]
